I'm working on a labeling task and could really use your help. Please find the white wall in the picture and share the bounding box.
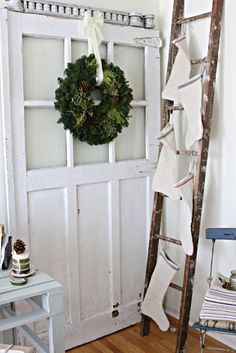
[0,73,7,227]
[157,0,236,349]
[0,0,235,349]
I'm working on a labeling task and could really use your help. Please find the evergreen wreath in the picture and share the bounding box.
[55,54,133,145]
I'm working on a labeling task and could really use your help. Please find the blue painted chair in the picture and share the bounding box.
[193,228,236,353]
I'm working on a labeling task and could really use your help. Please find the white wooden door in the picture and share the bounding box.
[0,9,161,349]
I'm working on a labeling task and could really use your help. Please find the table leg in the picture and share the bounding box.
[42,289,65,353]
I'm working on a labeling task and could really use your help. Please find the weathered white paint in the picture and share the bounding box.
[1,0,233,349]
[0,0,158,234]
[0,10,16,235]
[1,9,161,348]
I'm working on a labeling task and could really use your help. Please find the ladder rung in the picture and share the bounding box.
[191,57,208,65]
[157,235,182,246]
[177,150,198,157]
[168,105,184,111]
[170,282,183,292]
[177,12,212,25]
[162,195,183,201]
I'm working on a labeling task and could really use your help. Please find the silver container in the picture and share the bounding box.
[51,4,57,13]
[65,6,72,15]
[230,270,236,291]
[7,0,24,11]
[72,7,78,16]
[58,6,64,15]
[43,3,50,12]
[28,1,35,11]
[129,12,144,28]
[144,14,155,29]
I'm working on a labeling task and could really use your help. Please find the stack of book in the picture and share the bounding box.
[199,272,236,330]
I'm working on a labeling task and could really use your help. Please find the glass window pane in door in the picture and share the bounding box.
[74,139,109,165]
[23,37,64,100]
[115,108,145,161]
[72,41,107,62]
[114,45,144,100]
[25,108,66,170]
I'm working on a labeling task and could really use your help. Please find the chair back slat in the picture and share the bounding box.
[206,228,236,240]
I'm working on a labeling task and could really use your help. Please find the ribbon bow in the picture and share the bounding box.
[82,11,104,85]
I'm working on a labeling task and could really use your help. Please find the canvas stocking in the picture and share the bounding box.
[141,248,180,331]
[152,123,180,200]
[178,73,203,150]
[174,162,195,255]
[162,34,191,104]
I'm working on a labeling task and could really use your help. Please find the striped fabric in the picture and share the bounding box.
[200,319,236,331]
[200,273,236,322]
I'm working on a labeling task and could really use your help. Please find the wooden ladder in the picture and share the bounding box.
[140,1,224,353]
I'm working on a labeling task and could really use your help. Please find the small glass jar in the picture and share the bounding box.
[129,12,144,28]
[144,14,155,29]
[230,270,236,291]
[7,0,24,12]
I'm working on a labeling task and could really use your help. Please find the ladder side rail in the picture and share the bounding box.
[175,1,224,352]
[140,192,164,335]
[140,0,184,336]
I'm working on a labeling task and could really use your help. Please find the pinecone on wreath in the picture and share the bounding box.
[91,115,103,125]
[80,80,92,90]
[13,239,26,254]
[110,95,119,105]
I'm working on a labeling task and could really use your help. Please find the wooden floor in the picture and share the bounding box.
[68,317,230,353]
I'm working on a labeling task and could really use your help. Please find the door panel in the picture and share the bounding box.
[115,107,146,161]
[28,188,71,325]
[3,9,161,349]
[120,178,147,305]
[77,182,111,320]
[23,37,64,100]
[25,108,66,169]
[74,139,109,165]
[72,41,107,62]
[114,45,145,100]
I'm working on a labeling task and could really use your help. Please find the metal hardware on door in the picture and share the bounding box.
[134,37,163,48]
[77,209,80,215]
[136,162,156,174]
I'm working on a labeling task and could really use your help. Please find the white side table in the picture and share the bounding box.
[0,271,65,353]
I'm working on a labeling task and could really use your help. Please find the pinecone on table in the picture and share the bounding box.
[110,95,119,105]
[80,80,92,90]
[13,239,26,254]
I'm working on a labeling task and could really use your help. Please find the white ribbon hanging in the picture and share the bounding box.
[82,11,104,85]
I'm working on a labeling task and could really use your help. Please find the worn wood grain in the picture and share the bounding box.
[140,192,164,335]
[176,1,224,352]
[140,0,184,338]
[176,12,212,25]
